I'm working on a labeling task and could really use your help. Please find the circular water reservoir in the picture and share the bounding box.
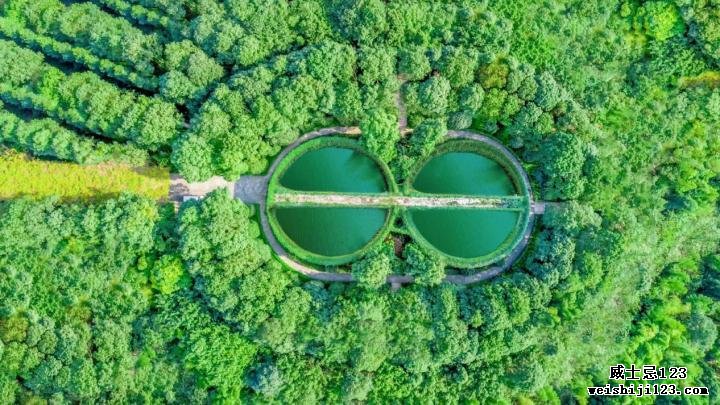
[268,137,393,264]
[406,140,529,267]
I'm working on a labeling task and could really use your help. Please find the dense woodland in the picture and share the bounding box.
[0,0,719,403]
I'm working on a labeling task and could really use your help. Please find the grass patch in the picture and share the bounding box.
[0,150,169,201]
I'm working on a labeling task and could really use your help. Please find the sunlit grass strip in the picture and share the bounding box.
[0,151,169,201]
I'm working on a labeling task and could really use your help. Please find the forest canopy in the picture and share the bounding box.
[0,0,719,403]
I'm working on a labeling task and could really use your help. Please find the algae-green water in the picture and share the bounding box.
[280,147,387,192]
[274,207,387,257]
[413,152,515,195]
[409,209,520,259]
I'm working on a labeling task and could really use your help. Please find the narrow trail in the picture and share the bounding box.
[169,175,235,202]
[396,76,409,133]
[272,193,527,209]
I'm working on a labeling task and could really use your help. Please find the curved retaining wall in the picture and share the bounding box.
[266,136,398,266]
[401,137,531,268]
[251,128,538,285]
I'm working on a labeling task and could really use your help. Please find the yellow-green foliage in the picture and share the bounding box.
[679,71,720,89]
[0,150,169,200]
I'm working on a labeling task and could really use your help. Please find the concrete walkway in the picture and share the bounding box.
[234,175,266,204]
[272,193,527,209]
[532,201,547,215]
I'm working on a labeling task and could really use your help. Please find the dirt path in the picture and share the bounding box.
[272,193,527,209]
[395,77,409,131]
[169,174,234,201]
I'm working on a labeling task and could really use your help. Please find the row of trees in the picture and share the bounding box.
[3,0,225,104]
[0,101,148,165]
[0,16,160,91]
[92,0,189,39]
[96,0,329,66]
[0,40,182,151]
[4,0,161,76]
[92,0,513,64]
[329,0,512,53]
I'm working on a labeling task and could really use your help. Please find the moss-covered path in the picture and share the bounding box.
[272,192,528,210]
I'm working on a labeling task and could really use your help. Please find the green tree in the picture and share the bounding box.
[404,243,445,285]
[398,47,431,80]
[246,361,283,398]
[409,118,446,158]
[330,0,388,44]
[538,132,586,200]
[352,250,393,289]
[635,1,685,41]
[150,255,189,295]
[418,75,452,117]
[360,109,399,163]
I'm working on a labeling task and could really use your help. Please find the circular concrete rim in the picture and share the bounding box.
[401,138,532,268]
[266,136,397,266]
[256,127,538,285]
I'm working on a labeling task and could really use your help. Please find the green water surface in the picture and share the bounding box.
[274,207,388,257]
[409,209,520,259]
[413,152,515,195]
[280,147,387,192]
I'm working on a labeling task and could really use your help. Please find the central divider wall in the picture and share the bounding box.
[266,136,399,266]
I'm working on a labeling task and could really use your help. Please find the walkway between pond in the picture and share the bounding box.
[272,193,527,210]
